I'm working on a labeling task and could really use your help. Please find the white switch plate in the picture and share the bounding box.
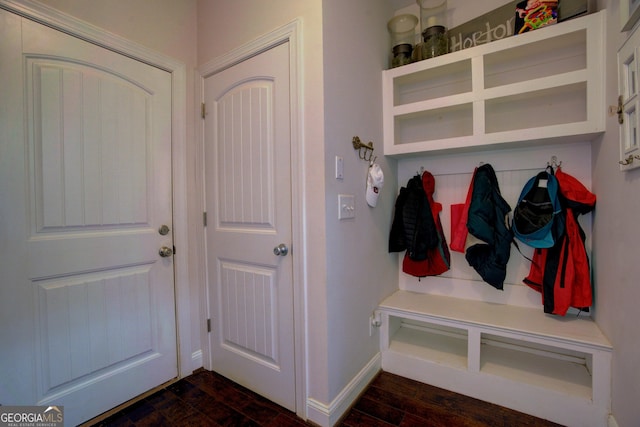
[338,194,355,219]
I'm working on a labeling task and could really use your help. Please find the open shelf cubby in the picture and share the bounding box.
[382,11,605,156]
[377,290,612,427]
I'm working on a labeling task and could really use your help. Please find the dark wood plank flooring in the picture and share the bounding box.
[86,369,562,426]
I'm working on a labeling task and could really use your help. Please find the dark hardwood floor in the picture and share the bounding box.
[86,369,562,426]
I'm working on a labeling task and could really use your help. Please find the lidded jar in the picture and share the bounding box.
[416,0,449,59]
[387,14,418,68]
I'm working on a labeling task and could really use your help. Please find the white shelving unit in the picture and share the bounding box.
[382,11,606,157]
[377,290,612,427]
[378,11,611,425]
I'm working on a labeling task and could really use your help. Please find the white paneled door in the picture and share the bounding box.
[0,10,177,426]
[204,42,296,411]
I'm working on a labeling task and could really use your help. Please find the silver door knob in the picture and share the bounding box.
[273,243,289,256]
[158,225,170,235]
[159,246,173,257]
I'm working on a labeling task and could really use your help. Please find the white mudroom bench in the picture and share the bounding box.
[376,290,612,427]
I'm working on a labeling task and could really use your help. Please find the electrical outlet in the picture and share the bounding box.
[369,312,381,336]
[369,315,374,336]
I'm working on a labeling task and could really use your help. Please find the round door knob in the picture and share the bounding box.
[273,243,289,256]
[158,225,170,235]
[159,246,173,257]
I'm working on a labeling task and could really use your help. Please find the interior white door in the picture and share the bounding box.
[0,10,177,426]
[204,41,295,411]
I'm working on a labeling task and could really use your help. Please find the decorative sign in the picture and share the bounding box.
[558,0,596,22]
[514,1,558,34]
[448,1,593,52]
[448,1,518,52]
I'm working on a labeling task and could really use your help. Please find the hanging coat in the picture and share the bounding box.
[523,167,595,316]
[388,174,439,260]
[465,164,513,290]
[402,171,451,277]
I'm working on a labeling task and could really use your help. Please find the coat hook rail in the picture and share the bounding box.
[352,136,375,162]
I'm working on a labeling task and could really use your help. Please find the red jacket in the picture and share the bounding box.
[523,168,595,315]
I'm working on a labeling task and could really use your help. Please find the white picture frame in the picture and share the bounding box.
[621,0,640,31]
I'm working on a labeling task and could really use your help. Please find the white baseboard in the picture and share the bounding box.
[306,353,381,427]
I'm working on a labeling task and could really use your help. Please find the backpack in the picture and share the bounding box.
[512,169,564,248]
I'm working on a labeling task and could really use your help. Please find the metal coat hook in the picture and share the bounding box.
[352,136,375,162]
[547,155,562,170]
[619,154,640,165]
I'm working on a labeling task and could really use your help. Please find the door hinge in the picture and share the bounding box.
[201,102,206,119]
[203,212,207,227]
[207,318,211,333]
[173,245,176,255]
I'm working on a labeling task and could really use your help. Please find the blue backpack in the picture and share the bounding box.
[513,170,564,248]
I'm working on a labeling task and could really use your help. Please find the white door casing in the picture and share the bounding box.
[203,41,297,411]
[0,6,186,425]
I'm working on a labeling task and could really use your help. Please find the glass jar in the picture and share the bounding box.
[421,25,448,59]
[391,44,413,68]
[416,0,448,32]
[387,14,418,68]
[416,0,448,59]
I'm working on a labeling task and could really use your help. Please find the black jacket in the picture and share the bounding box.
[465,164,513,290]
[389,174,438,261]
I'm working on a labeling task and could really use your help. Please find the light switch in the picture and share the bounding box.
[338,194,355,219]
[335,156,344,180]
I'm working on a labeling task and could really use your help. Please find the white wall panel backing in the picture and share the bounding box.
[28,58,151,232]
[219,261,278,367]
[216,82,274,229]
[36,266,154,394]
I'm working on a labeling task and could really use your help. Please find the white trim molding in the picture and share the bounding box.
[306,354,381,427]
[0,0,192,380]
[196,17,308,419]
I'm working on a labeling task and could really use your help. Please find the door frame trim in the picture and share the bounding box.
[196,19,307,418]
[0,0,193,379]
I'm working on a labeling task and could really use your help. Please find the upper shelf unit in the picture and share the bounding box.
[382,11,606,157]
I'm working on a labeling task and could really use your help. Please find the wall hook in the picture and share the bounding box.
[352,136,375,162]
[548,155,562,169]
[619,154,635,166]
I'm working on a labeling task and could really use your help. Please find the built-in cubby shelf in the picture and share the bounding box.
[382,11,606,156]
[377,290,612,427]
